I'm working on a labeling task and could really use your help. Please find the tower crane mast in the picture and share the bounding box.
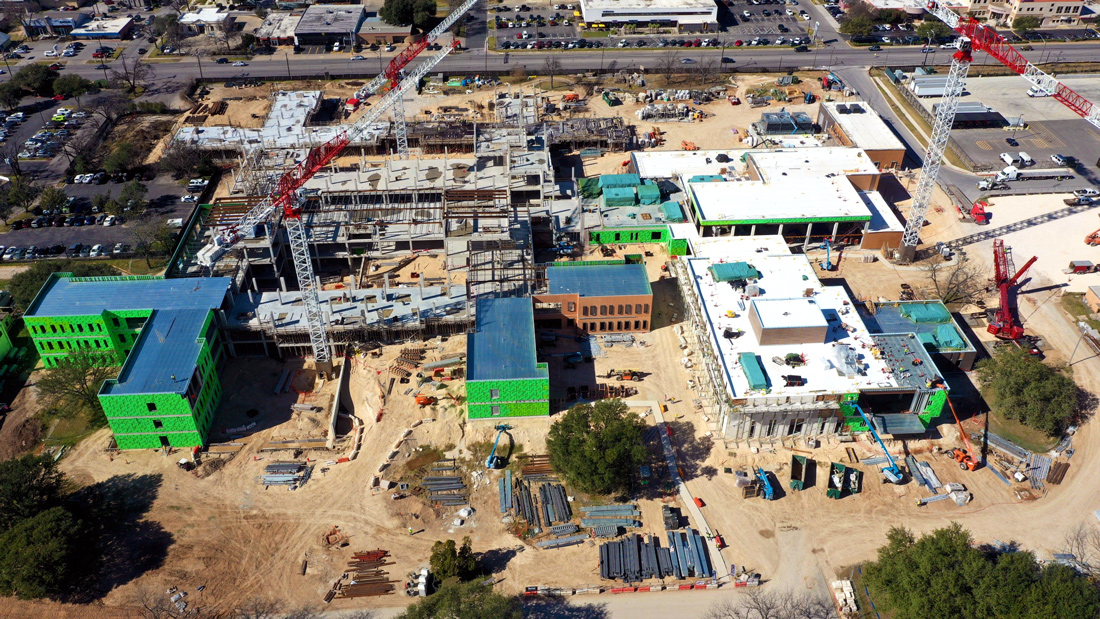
[195,0,476,368]
[897,0,1100,261]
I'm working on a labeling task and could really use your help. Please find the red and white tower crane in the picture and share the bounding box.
[898,0,1100,261]
[196,0,477,368]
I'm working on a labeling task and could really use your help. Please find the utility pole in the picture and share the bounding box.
[285,51,291,79]
[195,52,204,81]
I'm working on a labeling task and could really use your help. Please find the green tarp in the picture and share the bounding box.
[934,324,967,350]
[917,332,937,347]
[637,184,661,205]
[598,173,641,189]
[603,186,636,207]
[688,175,726,183]
[660,201,685,222]
[578,177,602,199]
[708,261,762,282]
[739,353,768,390]
[899,303,952,324]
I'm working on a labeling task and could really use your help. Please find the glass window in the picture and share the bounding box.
[146,402,157,412]
[635,304,642,314]
[617,305,624,315]
[490,389,500,400]
[152,420,164,429]
[600,305,607,316]
[643,304,650,314]
[582,305,589,316]
[568,302,576,313]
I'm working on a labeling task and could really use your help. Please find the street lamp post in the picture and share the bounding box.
[285,51,292,79]
[195,52,204,81]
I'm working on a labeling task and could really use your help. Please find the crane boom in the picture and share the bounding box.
[898,0,1100,260]
[852,403,903,484]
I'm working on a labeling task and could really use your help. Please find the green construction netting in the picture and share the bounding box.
[708,261,762,282]
[603,186,636,207]
[934,324,967,350]
[688,175,726,183]
[739,353,768,390]
[660,201,685,222]
[637,184,661,205]
[578,177,602,199]
[598,173,641,188]
[899,303,952,324]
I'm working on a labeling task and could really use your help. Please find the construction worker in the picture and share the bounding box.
[408,527,414,536]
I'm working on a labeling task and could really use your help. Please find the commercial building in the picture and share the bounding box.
[533,262,653,333]
[179,7,235,35]
[294,4,365,47]
[21,11,90,36]
[672,236,962,441]
[967,0,1083,25]
[578,0,718,31]
[357,13,413,44]
[24,274,233,450]
[257,12,302,46]
[70,16,135,39]
[466,297,550,419]
[859,300,978,371]
[817,101,906,170]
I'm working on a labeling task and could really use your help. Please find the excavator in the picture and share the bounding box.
[942,389,980,471]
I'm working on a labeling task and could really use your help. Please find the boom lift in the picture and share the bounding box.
[852,403,903,484]
[897,1,1100,261]
[988,239,1037,340]
[486,424,512,469]
[941,390,980,471]
[194,0,477,369]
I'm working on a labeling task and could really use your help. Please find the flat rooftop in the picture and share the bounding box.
[468,297,545,381]
[751,298,829,330]
[869,333,943,391]
[685,236,899,401]
[631,149,745,179]
[295,4,363,34]
[360,14,411,35]
[180,7,229,24]
[748,147,881,182]
[687,176,873,225]
[860,191,904,232]
[547,263,652,298]
[27,274,231,317]
[101,308,212,396]
[257,12,302,38]
[860,301,976,354]
[822,101,906,152]
[71,16,132,34]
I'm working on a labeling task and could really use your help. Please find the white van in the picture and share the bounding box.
[1018,151,1034,166]
[1000,152,1021,166]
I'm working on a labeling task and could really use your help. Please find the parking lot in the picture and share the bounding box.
[727,0,812,38]
[914,75,1100,172]
[493,5,581,47]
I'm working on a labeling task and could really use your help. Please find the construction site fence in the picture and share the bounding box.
[523,582,725,597]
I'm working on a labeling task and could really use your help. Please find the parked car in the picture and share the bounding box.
[102,215,116,226]
[89,244,105,257]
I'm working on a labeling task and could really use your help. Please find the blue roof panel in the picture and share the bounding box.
[467,298,543,381]
[102,308,211,396]
[547,264,651,298]
[27,274,231,317]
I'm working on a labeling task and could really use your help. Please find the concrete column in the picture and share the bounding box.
[777,223,784,237]
[832,222,839,242]
[750,224,756,236]
[805,226,812,245]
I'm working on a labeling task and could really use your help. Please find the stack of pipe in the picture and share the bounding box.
[335,550,397,598]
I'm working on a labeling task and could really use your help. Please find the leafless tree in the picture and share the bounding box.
[210,21,241,53]
[1063,522,1100,575]
[166,0,191,17]
[86,90,133,125]
[110,54,155,94]
[704,588,838,619]
[61,128,100,169]
[657,50,680,84]
[543,55,562,89]
[160,139,205,179]
[127,214,172,268]
[694,56,720,87]
[132,585,227,619]
[922,251,987,306]
[0,141,24,176]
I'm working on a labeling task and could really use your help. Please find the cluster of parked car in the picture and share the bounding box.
[0,242,130,261]
[4,44,32,60]
[15,108,85,159]
[47,41,86,58]
[495,12,572,29]
[20,212,117,229]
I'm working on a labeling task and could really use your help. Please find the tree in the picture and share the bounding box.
[693,56,720,87]
[922,252,986,306]
[110,55,154,94]
[543,56,561,89]
[704,588,836,619]
[104,141,141,173]
[916,20,951,44]
[866,524,1100,619]
[0,82,22,111]
[429,536,479,582]
[395,580,522,619]
[37,185,68,213]
[4,175,40,214]
[0,506,88,599]
[240,33,257,50]
[546,399,646,496]
[0,455,66,532]
[120,180,149,212]
[1013,15,1042,34]
[93,190,120,216]
[160,139,214,179]
[975,347,1078,435]
[8,259,118,310]
[840,15,875,37]
[153,14,182,49]
[381,0,417,26]
[129,214,174,268]
[53,73,95,105]
[12,63,58,96]
[35,349,119,426]
[412,0,438,29]
[657,50,680,84]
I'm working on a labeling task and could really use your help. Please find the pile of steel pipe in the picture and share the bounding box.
[334,549,397,598]
[423,475,467,505]
[599,534,675,582]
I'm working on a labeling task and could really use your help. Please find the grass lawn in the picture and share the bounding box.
[1060,293,1100,331]
[487,35,496,49]
[987,407,1058,453]
[582,30,611,38]
[872,71,967,170]
[103,256,168,276]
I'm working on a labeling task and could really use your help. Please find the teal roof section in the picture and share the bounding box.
[467,298,545,381]
[547,264,652,298]
[739,353,769,390]
[637,184,661,205]
[688,175,725,183]
[598,173,641,188]
[708,262,762,282]
[27,273,231,317]
[603,186,636,207]
[101,308,212,396]
[660,201,685,222]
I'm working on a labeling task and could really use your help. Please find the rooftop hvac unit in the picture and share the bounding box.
[849,104,865,114]
[836,103,850,114]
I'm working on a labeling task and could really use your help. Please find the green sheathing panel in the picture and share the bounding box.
[589,226,687,255]
[0,313,13,360]
[97,311,223,451]
[668,239,688,256]
[25,309,151,368]
[467,373,550,419]
[919,389,946,425]
[839,394,868,432]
